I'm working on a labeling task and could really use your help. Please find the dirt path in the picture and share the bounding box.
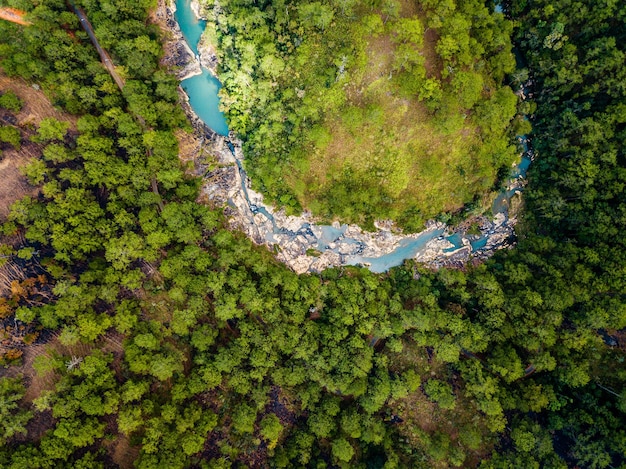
[0,7,31,26]
[67,1,126,92]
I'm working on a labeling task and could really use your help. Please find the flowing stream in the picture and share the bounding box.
[174,0,532,273]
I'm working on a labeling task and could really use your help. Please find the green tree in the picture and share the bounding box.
[32,117,70,143]
[0,90,22,112]
[232,403,257,434]
[0,376,32,444]
[0,125,21,150]
[260,413,284,449]
[332,437,355,462]
[424,379,456,410]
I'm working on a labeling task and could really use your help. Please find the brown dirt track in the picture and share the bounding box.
[0,7,31,26]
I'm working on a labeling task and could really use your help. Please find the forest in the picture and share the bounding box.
[0,0,624,468]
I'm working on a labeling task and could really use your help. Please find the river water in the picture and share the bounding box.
[175,0,229,136]
[174,2,531,273]
[181,69,229,136]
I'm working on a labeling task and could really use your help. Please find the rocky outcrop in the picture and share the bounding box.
[190,0,204,20]
[196,132,518,274]
[198,39,219,75]
[156,0,202,80]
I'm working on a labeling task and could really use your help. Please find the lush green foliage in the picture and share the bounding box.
[0,0,624,467]
[0,123,20,150]
[207,0,521,229]
[0,376,32,445]
[0,90,22,112]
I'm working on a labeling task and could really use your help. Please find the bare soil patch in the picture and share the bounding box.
[399,0,419,17]
[423,27,442,80]
[0,237,28,291]
[109,433,140,469]
[19,336,95,402]
[0,142,40,219]
[0,7,31,26]
[360,35,395,92]
[0,71,77,221]
[0,73,78,130]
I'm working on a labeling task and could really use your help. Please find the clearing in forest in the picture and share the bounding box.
[0,72,76,219]
[292,19,487,228]
[213,0,519,230]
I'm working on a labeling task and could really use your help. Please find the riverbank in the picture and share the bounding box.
[159,0,521,274]
[154,0,201,81]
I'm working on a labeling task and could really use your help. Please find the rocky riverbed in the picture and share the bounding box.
[158,0,521,274]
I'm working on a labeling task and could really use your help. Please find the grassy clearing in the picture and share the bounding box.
[287,20,495,229]
[216,0,519,229]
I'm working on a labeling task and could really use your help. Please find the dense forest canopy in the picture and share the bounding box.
[0,0,623,468]
[206,0,525,229]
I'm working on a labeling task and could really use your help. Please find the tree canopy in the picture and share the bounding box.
[0,0,623,467]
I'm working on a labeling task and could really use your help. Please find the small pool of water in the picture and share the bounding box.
[181,69,229,136]
[317,225,347,249]
[492,188,519,215]
[470,236,489,251]
[175,0,206,56]
[512,155,532,179]
[443,233,465,253]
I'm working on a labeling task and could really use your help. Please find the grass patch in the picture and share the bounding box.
[287,15,501,229]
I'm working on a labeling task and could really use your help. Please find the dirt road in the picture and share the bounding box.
[0,7,31,26]
[67,1,126,92]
